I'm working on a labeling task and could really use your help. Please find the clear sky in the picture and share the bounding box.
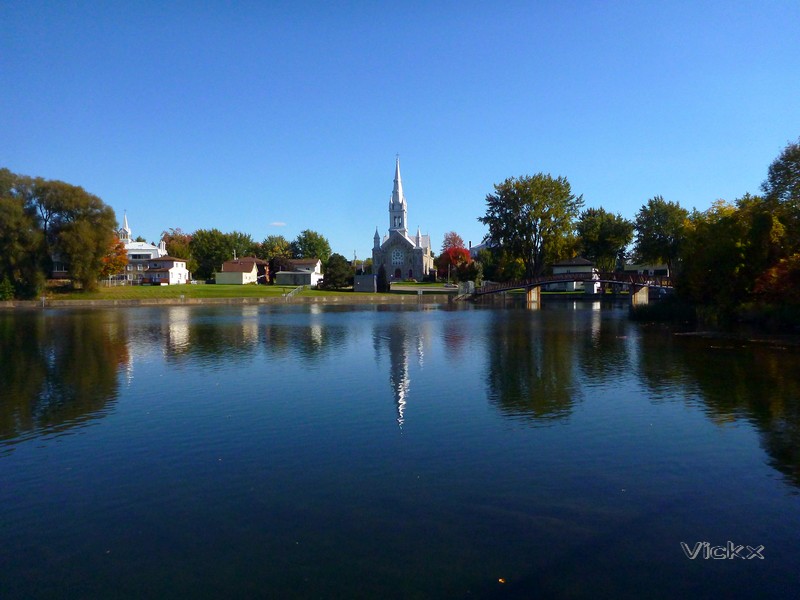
[3,1,799,260]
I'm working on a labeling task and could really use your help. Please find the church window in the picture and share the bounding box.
[391,249,405,265]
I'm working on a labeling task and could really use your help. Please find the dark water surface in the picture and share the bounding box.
[1,303,799,598]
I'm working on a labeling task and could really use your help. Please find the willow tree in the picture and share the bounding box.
[479,173,583,278]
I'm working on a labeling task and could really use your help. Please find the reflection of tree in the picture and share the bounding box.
[0,311,127,443]
[485,311,578,423]
[637,333,800,488]
[260,308,348,364]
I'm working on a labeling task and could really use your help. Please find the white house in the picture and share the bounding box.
[143,257,190,285]
[118,213,167,282]
[548,257,600,293]
[216,258,269,285]
[274,258,324,288]
[624,262,670,277]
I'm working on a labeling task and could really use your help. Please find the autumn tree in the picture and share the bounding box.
[437,247,471,282]
[633,196,688,273]
[576,208,634,272]
[479,173,583,277]
[441,231,465,254]
[100,236,128,279]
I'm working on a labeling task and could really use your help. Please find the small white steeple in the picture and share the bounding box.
[415,226,422,248]
[120,210,132,243]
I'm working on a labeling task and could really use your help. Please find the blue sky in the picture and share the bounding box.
[3,1,799,260]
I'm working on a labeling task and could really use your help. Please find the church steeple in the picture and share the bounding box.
[120,210,132,243]
[389,156,408,235]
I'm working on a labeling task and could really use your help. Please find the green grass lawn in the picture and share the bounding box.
[47,283,450,301]
[50,284,306,300]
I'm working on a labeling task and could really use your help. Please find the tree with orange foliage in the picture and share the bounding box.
[437,246,471,281]
[100,236,128,279]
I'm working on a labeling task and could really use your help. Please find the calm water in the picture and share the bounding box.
[1,303,799,598]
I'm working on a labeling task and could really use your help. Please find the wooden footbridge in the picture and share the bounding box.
[466,272,672,305]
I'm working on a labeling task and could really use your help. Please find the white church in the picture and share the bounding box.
[372,158,434,281]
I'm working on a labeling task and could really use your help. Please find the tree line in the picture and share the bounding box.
[3,136,798,310]
[164,228,354,290]
[464,137,800,323]
[0,168,118,296]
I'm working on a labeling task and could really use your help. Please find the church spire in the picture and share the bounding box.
[392,155,404,207]
[389,156,408,235]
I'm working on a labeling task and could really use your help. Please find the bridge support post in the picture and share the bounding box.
[630,285,649,307]
[526,286,540,306]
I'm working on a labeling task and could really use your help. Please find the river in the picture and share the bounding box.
[1,303,798,598]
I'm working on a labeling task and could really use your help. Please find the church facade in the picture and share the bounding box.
[372,158,434,281]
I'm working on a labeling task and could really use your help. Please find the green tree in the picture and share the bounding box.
[190,228,230,280]
[30,179,117,290]
[161,228,198,273]
[320,253,352,289]
[258,235,293,260]
[576,208,634,272]
[376,263,389,292]
[227,231,256,259]
[633,196,688,273]
[479,173,583,278]
[0,190,45,297]
[761,137,800,252]
[291,230,331,263]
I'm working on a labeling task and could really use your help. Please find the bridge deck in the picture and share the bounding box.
[475,272,672,297]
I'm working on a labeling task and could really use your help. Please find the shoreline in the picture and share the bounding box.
[0,291,632,310]
[0,293,457,309]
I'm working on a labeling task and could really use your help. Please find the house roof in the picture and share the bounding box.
[553,257,594,267]
[289,258,321,267]
[150,256,184,262]
[221,259,259,273]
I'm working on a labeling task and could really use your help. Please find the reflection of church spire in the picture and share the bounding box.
[388,328,410,429]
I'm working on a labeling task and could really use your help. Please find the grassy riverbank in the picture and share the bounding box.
[44,283,457,301]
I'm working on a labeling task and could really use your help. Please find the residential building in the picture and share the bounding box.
[216,257,269,285]
[274,258,324,288]
[118,213,167,282]
[548,257,600,293]
[143,256,190,285]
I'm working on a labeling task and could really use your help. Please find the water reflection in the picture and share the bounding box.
[636,331,800,487]
[0,310,127,445]
[484,309,581,423]
[372,313,428,428]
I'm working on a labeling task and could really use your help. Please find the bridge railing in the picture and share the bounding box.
[475,272,672,296]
